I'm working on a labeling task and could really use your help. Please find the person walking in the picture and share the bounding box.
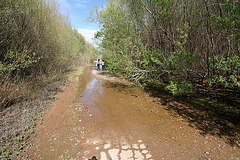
[97,59,101,71]
[101,60,105,70]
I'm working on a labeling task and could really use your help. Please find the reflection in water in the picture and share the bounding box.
[78,71,103,115]
[74,67,239,160]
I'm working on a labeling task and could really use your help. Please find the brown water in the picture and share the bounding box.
[74,66,239,159]
[28,66,240,160]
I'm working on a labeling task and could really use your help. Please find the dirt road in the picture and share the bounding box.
[27,66,240,159]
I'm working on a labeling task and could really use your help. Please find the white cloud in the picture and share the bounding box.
[73,0,88,8]
[76,3,86,8]
[58,0,71,9]
[77,28,97,43]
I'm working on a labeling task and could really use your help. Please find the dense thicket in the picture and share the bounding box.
[92,0,240,95]
[0,0,95,109]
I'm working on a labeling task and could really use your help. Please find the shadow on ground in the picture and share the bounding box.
[94,69,240,147]
[144,84,240,148]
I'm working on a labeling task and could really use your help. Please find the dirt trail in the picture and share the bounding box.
[27,66,240,160]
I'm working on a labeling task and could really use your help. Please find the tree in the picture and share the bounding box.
[91,0,240,94]
[0,0,96,109]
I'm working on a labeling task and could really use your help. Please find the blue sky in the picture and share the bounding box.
[57,0,104,43]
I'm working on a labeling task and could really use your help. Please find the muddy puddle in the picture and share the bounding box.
[73,66,239,160]
[76,66,153,122]
[28,66,239,160]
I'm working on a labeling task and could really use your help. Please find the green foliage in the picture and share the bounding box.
[0,0,96,108]
[90,0,240,96]
[75,67,86,82]
[1,0,95,75]
[209,55,240,87]
[211,0,240,43]
[169,22,199,73]
[0,47,39,74]
[0,122,34,159]
[166,78,193,96]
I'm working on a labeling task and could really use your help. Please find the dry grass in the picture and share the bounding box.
[0,71,70,159]
[0,76,26,111]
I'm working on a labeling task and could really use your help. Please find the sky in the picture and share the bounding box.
[57,0,104,43]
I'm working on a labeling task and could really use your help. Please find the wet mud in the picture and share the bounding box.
[27,66,240,159]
